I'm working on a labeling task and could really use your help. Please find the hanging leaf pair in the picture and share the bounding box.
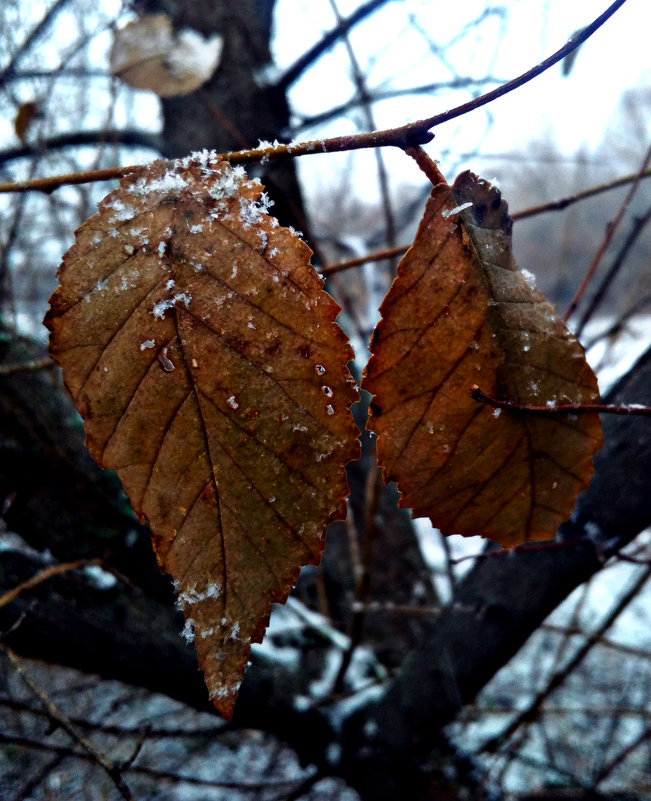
[45,154,602,718]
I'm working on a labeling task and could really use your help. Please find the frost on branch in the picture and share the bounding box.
[363,171,603,548]
[45,154,360,718]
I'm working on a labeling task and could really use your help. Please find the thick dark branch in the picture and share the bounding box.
[0,547,335,767]
[2,68,108,81]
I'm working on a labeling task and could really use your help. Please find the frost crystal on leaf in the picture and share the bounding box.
[106,198,136,221]
[129,171,189,196]
[152,292,191,319]
[178,583,221,606]
[181,618,196,643]
[441,201,473,218]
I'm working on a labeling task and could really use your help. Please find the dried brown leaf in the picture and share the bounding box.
[45,154,360,718]
[363,171,602,547]
[14,100,40,142]
[109,14,223,97]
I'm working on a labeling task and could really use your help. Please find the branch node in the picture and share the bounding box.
[404,129,435,147]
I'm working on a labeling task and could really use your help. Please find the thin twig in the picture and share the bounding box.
[588,724,651,790]
[0,559,103,610]
[0,695,228,740]
[470,384,651,417]
[351,600,442,618]
[15,754,66,801]
[404,144,447,185]
[575,203,651,336]
[449,538,595,566]
[321,244,409,275]
[0,558,137,615]
[0,0,627,195]
[0,129,163,168]
[0,164,135,194]
[541,624,651,661]
[273,770,324,801]
[4,647,136,800]
[0,730,314,791]
[321,167,651,276]
[293,76,504,133]
[512,167,651,220]
[0,0,72,88]
[0,358,55,376]
[333,454,384,694]
[276,0,394,91]
[565,139,651,322]
[479,563,651,753]
[328,0,398,272]
[617,552,651,565]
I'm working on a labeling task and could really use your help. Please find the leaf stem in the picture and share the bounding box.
[404,145,446,185]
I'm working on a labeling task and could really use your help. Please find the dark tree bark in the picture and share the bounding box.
[137,0,312,239]
[3,340,650,800]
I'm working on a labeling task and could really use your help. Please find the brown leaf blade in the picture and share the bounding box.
[363,171,602,547]
[45,155,360,718]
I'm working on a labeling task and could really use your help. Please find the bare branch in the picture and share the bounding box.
[0,129,163,168]
[275,0,396,91]
[292,76,504,133]
[0,358,54,376]
[4,647,136,801]
[0,0,73,88]
[0,559,134,611]
[565,139,651,322]
[512,168,651,220]
[0,0,627,194]
[575,204,651,336]
[0,731,315,792]
[479,563,651,753]
[321,168,651,275]
[588,725,651,790]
